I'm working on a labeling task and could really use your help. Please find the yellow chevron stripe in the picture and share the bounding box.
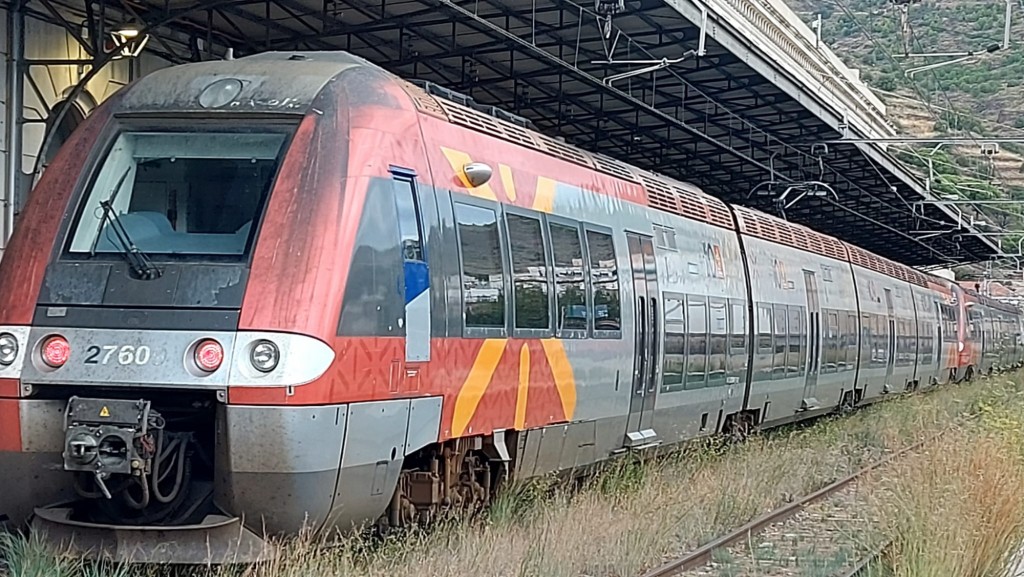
[515,344,530,429]
[451,339,506,436]
[541,339,577,420]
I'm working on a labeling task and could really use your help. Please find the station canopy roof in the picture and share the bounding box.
[36,0,1003,266]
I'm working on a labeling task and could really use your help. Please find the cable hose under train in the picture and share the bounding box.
[123,473,151,510]
[151,431,189,504]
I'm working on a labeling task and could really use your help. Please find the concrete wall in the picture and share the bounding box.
[0,5,170,255]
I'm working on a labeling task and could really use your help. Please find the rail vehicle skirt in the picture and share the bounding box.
[30,505,274,564]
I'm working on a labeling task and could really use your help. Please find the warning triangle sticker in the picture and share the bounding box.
[99,406,110,418]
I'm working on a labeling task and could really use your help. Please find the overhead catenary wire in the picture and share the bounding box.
[827,0,1021,251]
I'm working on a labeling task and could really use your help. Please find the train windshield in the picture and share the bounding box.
[66,129,288,258]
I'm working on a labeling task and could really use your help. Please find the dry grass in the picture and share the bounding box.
[867,380,1024,577]
[2,375,1022,577]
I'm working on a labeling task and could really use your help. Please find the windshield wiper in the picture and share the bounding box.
[87,166,161,280]
[95,200,161,280]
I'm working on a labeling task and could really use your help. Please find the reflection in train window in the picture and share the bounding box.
[455,202,506,329]
[685,296,708,389]
[845,312,859,370]
[662,295,685,392]
[586,230,621,335]
[824,311,840,374]
[393,177,424,263]
[708,299,728,387]
[549,222,587,334]
[728,300,748,377]
[507,213,550,331]
[773,304,788,379]
[787,306,806,377]
[919,320,934,365]
[755,304,773,382]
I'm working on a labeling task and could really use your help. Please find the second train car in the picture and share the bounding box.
[0,50,1020,560]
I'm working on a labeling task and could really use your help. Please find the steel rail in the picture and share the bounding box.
[839,539,892,577]
[639,432,944,577]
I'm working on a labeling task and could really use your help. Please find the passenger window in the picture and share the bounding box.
[872,315,887,367]
[549,222,588,334]
[662,296,685,392]
[730,301,747,352]
[455,203,505,330]
[825,311,840,374]
[788,306,805,377]
[846,312,859,370]
[773,304,788,379]
[507,213,551,331]
[393,177,424,262]
[685,296,708,389]
[586,230,621,335]
[728,300,749,378]
[708,299,728,387]
[755,304,773,382]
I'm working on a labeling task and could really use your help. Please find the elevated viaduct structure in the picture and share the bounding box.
[0,0,1003,266]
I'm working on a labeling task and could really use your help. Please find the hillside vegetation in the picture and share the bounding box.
[787,0,1024,266]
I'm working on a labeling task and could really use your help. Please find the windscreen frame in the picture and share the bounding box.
[56,115,299,266]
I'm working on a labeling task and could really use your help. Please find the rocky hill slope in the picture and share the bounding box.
[785,0,1024,276]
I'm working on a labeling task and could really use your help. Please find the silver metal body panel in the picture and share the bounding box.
[545,182,748,451]
[741,238,857,424]
[850,264,918,402]
[18,398,65,452]
[405,396,443,456]
[13,327,333,389]
[218,405,346,474]
[909,283,944,388]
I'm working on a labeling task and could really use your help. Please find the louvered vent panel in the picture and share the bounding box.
[436,100,540,150]
[426,93,738,231]
[592,153,637,181]
[635,173,736,230]
[499,122,537,148]
[441,103,504,138]
[402,81,448,119]
[735,206,851,263]
[640,174,678,214]
[706,201,735,229]
[536,134,593,167]
[847,244,926,285]
[672,185,711,223]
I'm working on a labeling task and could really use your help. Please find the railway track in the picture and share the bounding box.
[639,432,942,577]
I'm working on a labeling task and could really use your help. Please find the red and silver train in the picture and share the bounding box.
[0,51,1020,561]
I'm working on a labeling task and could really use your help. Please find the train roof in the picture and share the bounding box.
[118,51,380,116]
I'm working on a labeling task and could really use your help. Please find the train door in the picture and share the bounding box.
[884,288,895,389]
[391,170,430,363]
[802,271,820,409]
[625,232,660,447]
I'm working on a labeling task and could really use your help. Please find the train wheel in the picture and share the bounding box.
[839,391,856,414]
[723,412,755,443]
[382,438,497,530]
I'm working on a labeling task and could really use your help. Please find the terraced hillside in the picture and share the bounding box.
[783,0,1024,273]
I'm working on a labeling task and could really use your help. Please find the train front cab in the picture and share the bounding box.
[0,52,459,560]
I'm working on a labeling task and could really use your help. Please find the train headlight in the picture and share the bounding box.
[250,340,280,373]
[0,333,18,365]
